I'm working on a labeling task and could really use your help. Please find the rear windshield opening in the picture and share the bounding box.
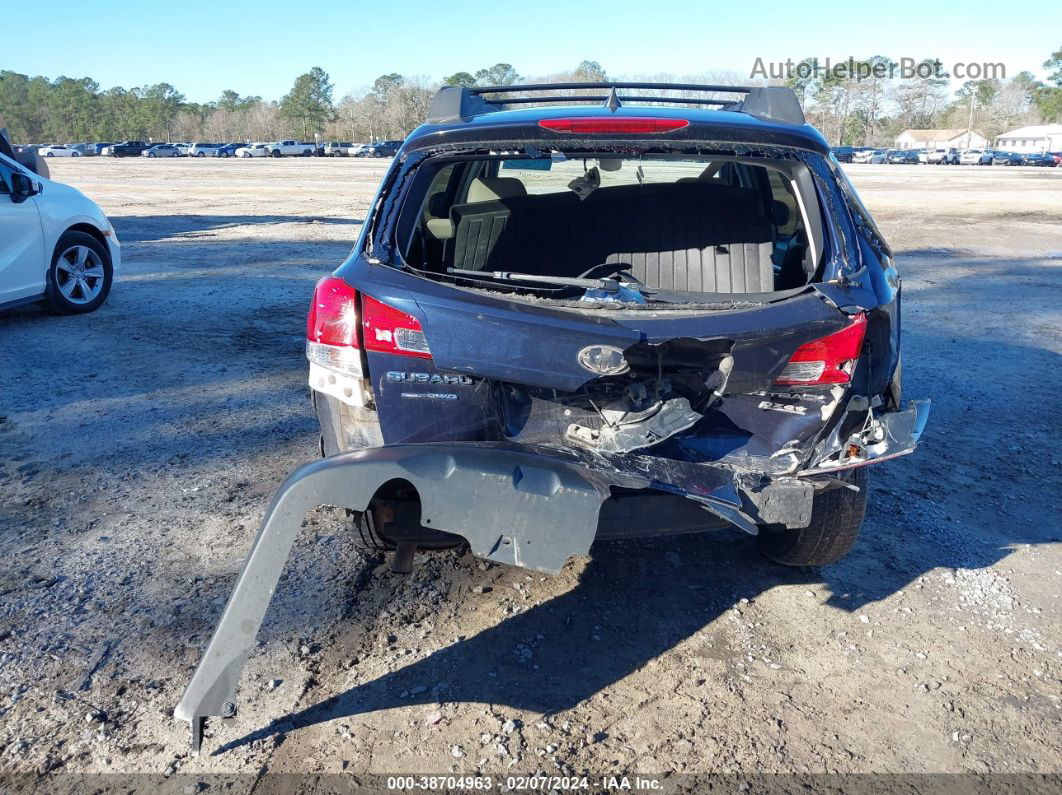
[397,153,827,301]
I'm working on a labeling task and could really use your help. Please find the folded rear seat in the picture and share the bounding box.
[449,181,775,294]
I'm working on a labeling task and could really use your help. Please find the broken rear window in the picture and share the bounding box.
[397,153,830,300]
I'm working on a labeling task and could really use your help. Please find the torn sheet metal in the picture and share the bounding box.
[176,440,756,752]
[798,399,930,476]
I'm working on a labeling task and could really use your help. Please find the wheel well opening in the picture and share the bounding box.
[359,478,463,550]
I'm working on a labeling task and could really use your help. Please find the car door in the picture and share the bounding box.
[0,157,47,304]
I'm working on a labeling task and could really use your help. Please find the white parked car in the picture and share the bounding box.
[39,145,81,158]
[0,150,119,313]
[921,147,960,165]
[264,140,316,157]
[235,143,269,158]
[959,149,993,165]
[852,148,887,164]
[188,142,223,157]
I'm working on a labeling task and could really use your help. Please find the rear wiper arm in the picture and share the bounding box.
[447,267,621,291]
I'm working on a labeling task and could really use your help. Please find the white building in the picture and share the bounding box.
[994,124,1062,153]
[894,128,987,150]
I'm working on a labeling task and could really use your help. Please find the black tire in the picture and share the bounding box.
[271,149,281,158]
[373,150,383,158]
[756,468,869,566]
[46,231,113,314]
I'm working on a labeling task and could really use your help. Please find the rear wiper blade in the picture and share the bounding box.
[447,267,621,291]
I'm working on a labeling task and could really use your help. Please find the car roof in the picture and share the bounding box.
[405,83,828,154]
[407,103,828,153]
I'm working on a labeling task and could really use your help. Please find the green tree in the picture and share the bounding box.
[138,83,185,140]
[572,60,607,82]
[0,71,32,142]
[372,73,405,99]
[280,67,336,138]
[784,58,819,104]
[1031,47,1062,121]
[46,77,101,141]
[1045,47,1062,86]
[442,71,476,87]
[474,63,520,86]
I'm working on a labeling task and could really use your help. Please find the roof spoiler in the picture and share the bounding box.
[426,83,806,126]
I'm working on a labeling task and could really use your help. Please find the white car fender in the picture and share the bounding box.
[30,179,121,271]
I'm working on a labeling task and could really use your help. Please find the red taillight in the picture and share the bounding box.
[306,276,363,376]
[538,117,689,134]
[361,294,432,359]
[775,314,867,386]
[306,279,431,375]
[307,276,359,347]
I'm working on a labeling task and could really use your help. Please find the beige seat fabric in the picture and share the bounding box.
[427,176,527,241]
[466,176,527,203]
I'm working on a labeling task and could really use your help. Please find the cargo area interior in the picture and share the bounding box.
[400,154,827,295]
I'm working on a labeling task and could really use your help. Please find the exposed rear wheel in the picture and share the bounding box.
[756,468,868,566]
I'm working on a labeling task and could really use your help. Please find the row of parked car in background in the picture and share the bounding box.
[832,145,1060,167]
[14,139,405,160]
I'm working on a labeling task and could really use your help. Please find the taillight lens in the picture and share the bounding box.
[361,294,432,358]
[306,279,432,374]
[306,276,363,376]
[775,314,867,386]
[538,117,689,134]
[307,276,359,346]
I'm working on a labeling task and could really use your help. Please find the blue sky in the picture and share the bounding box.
[6,0,1058,103]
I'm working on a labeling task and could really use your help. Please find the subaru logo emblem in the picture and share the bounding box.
[577,344,629,375]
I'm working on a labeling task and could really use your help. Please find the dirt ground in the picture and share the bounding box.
[0,157,1059,784]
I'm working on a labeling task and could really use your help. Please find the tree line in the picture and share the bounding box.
[1,51,1059,147]
[787,50,1061,145]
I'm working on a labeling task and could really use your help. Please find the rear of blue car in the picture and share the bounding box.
[305,85,929,568]
[177,85,932,750]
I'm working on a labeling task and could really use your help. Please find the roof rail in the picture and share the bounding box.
[426,82,805,127]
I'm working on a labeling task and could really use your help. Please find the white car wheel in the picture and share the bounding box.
[49,232,113,314]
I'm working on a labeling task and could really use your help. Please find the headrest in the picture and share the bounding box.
[467,177,527,203]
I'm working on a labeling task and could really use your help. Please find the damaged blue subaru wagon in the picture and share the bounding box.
[305,82,928,569]
[177,83,929,748]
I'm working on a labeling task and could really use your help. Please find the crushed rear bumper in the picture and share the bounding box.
[175,400,928,751]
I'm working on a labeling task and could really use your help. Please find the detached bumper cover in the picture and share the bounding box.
[175,402,928,750]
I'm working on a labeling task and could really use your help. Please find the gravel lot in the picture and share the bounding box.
[0,157,1059,781]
